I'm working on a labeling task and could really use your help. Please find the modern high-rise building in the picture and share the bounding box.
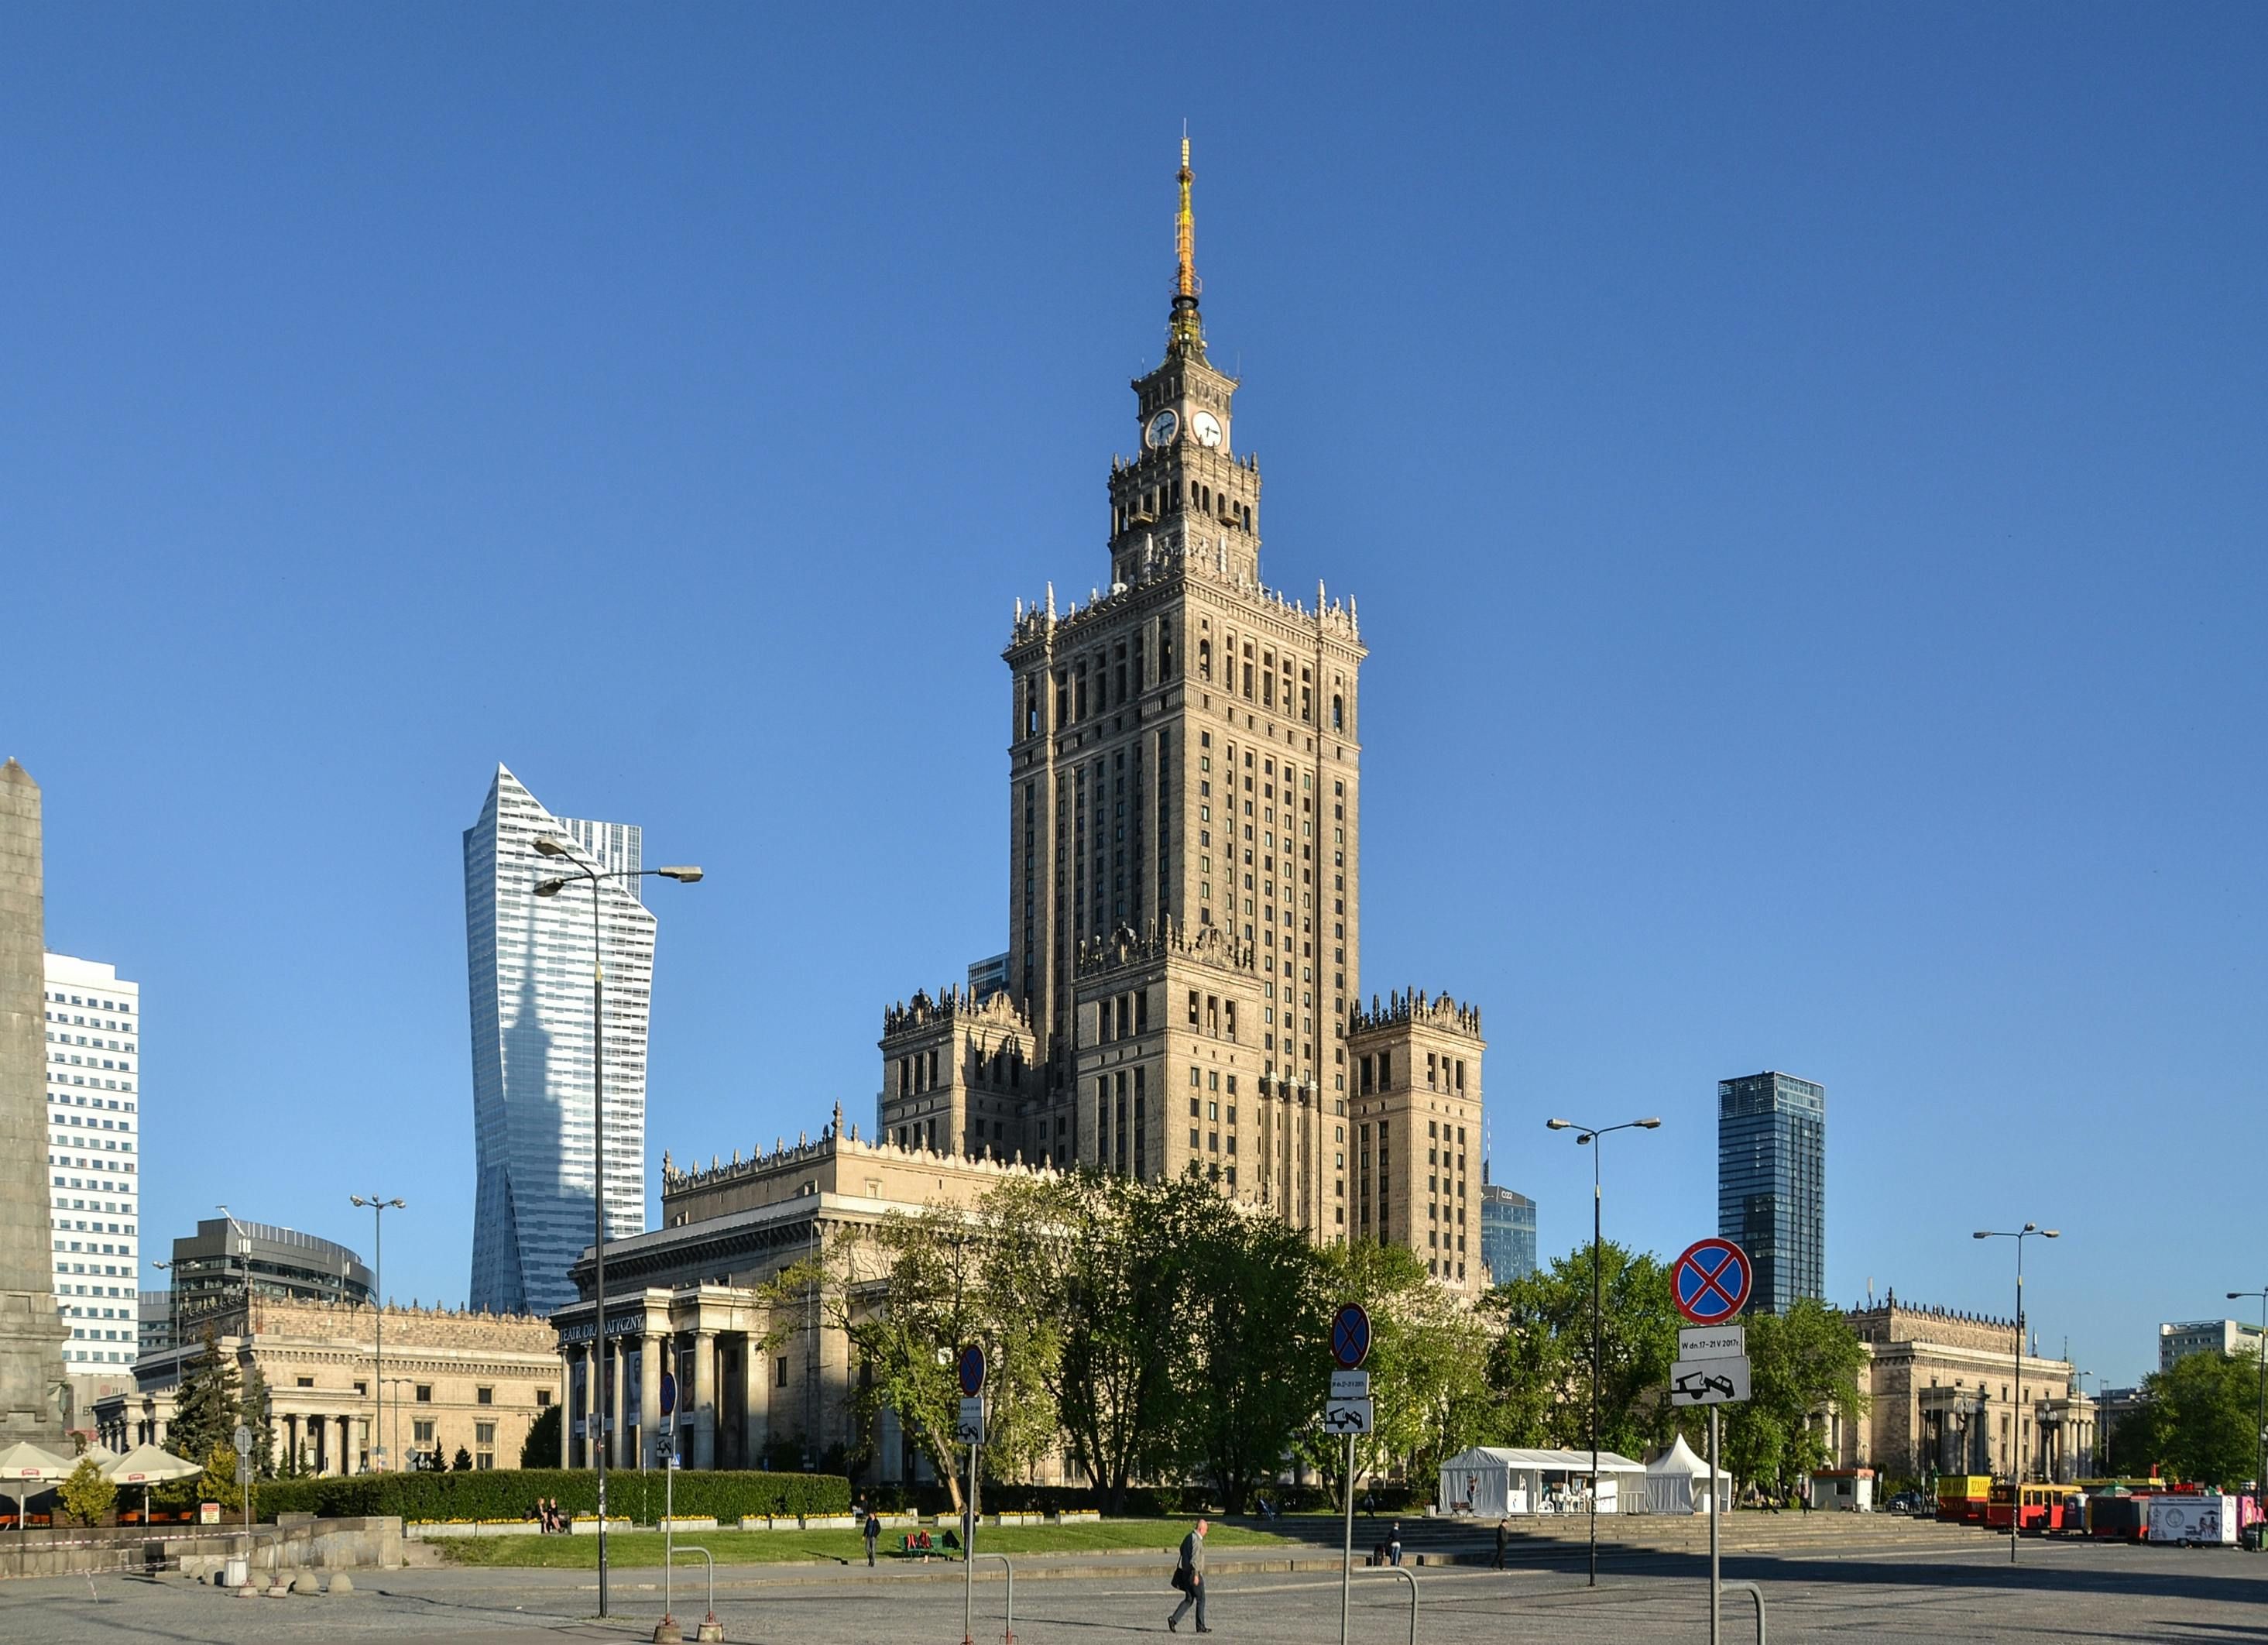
[1477,1162,1537,1286]
[164,1215,372,1332]
[1717,1070,1826,1315]
[465,765,656,1317]
[2159,1318,2266,1372]
[42,954,143,1382]
[873,141,1490,1290]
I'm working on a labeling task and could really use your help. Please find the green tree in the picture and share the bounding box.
[1167,1174,1333,1510]
[169,1325,244,1465]
[791,1204,993,1514]
[981,1171,1183,1514]
[521,1403,561,1468]
[1710,1300,1869,1496]
[196,1440,243,1513]
[452,1445,474,1472]
[1301,1240,1494,1496]
[2110,1352,2258,1487]
[238,1362,276,1480]
[1487,1241,1680,1460]
[58,1454,117,1527]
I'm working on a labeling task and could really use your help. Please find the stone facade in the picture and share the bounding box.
[0,758,71,1442]
[1347,991,1487,1294]
[1834,1299,2091,1483]
[97,1296,557,1475]
[561,1127,1066,1480]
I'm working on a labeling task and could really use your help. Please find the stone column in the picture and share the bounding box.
[556,1351,571,1468]
[691,1327,716,1470]
[639,1328,662,1471]
[0,761,70,1444]
[743,1336,768,1470]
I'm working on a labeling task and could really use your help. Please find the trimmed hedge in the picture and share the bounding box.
[254,1468,849,1525]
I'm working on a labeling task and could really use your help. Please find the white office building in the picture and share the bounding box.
[2160,1318,2267,1372]
[43,953,144,1395]
[464,765,656,1318]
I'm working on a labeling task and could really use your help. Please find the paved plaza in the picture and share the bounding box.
[7,1536,2268,1643]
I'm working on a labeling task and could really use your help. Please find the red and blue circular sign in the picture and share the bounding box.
[1671,1238,1752,1326]
[1330,1302,1371,1369]
[958,1345,986,1398]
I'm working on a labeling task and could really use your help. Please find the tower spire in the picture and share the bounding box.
[1170,132,1206,359]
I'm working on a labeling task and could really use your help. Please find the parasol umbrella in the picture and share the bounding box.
[0,1441,73,1549]
[102,1442,201,1527]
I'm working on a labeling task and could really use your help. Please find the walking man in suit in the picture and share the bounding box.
[1168,1518,1210,1633]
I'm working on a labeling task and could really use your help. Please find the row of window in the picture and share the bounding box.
[45,990,134,1016]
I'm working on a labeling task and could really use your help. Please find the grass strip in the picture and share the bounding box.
[435,1519,1295,1568]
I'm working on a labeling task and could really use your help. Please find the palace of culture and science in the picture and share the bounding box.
[552,147,1492,1476]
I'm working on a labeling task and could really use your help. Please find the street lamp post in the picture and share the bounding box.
[2226,1289,2268,1523]
[350,1196,405,1473]
[534,838,703,1620]
[1974,1223,2057,1564]
[1546,1114,1662,1588]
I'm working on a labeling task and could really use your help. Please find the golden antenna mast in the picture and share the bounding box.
[1176,136,1196,299]
[1171,132,1205,357]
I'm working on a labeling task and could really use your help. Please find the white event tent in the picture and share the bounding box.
[1438,1446,1648,1518]
[1645,1433,1732,1515]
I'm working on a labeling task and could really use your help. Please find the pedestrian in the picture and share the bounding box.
[1493,1516,1509,1570]
[1168,1517,1210,1633]
[1387,1520,1402,1568]
[1361,1489,1377,1520]
[863,1499,882,1566]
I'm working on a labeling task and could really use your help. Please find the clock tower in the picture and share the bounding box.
[1108,139,1260,592]
[990,139,1385,1244]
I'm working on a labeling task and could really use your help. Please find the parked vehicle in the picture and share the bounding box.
[1936,1475,1992,1524]
[1885,1491,1928,1516]
[1985,1483,2084,1532]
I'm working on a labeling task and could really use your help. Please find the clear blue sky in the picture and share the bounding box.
[5,6,2260,1387]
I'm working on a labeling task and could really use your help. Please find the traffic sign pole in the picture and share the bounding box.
[1710,1405,1720,1645]
[1670,1238,1751,1645]
[959,1344,986,1645]
[1340,1430,1355,1645]
[1328,1302,1369,1645]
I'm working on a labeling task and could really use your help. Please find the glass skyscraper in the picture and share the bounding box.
[1717,1070,1825,1315]
[465,765,656,1317]
[1478,1166,1537,1286]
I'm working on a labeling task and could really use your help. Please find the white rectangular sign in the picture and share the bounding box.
[1678,1325,1746,1362]
[956,1396,986,1446]
[1330,1370,1371,1400]
[1669,1355,1752,1406]
[1323,1398,1374,1436]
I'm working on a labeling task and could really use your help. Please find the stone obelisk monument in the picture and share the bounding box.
[0,759,70,1441]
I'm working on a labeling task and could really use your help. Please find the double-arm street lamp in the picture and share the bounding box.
[1545,1114,1662,1588]
[1974,1222,2057,1563]
[534,837,703,1619]
[2226,1289,2268,1512]
[350,1196,405,1472]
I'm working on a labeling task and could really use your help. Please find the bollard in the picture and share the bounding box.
[1363,1565,1417,1645]
[663,1544,722,1643]
[972,1553,1016,1645]
[1724,1579,1768,1643]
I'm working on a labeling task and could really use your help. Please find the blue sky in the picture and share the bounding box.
[5,5,2260,1387]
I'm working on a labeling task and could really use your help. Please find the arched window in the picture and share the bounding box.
[1199,639,1212,680]
[1332,694,1344,730]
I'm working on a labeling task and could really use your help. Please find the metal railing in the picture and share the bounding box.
[970,1551,1015,1645]
[1724,1579,1768,1643]
[1364,1564,1417,1645]
[667,1544,721,1642]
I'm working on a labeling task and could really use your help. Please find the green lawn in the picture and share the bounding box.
[434,1519,1296,1568]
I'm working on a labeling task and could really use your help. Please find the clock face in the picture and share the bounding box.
[1192,410,1223,448]
[1144,409,1179,448]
